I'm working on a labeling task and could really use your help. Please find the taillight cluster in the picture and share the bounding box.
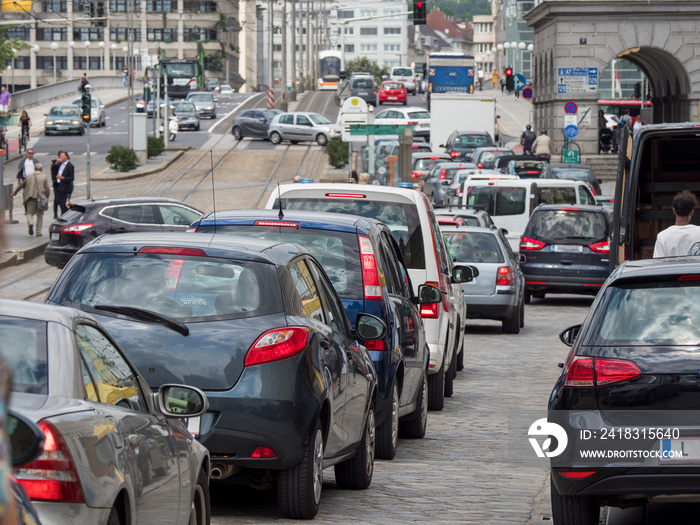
[439,169,446,180]
[449,151,460,158]
[563,356,641,387]
[520,236,546,251]
[358,235,382,300]
[411,172,422,179]
[420,281,440,319]
[496,266,512,286]
[589,241,609,253]
[61,223,94,235]
[245,327,309,366]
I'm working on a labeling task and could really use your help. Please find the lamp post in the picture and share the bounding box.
[510,41,517,72]
[10,48,16,94]
[110,43,117,71]
[84,40,91,71]
[69,41,75,79]
[30,45,40,89]
[50,42,59,84]
[526,43,533,81]
[503,42,510,73]
[99,41,105,71]
[496,43,503,74]
[518,41,526,77]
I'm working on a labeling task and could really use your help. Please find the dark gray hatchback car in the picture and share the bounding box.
[231,108,284,140]
[519,204,612,302]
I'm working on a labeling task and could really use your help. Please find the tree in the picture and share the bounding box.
[345,57,389,83]
[0,28,29,70]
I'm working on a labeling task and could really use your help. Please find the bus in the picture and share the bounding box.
[598,99,652,121]
[318,50,343,91]
[157,57,205,99]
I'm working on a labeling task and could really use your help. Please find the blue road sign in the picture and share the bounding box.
[522,87,533,100]
[564,101,578,114]
[564,125,578,138]
[513,74,527,92]
[557,67,598,94]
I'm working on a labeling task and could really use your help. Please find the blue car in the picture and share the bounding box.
[188,209,433,459]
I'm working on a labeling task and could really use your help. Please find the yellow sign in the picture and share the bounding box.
[2,0,32,11]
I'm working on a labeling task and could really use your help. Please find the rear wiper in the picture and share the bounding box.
[94,305,189,336]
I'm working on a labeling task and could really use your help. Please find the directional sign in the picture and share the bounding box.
[564,125,579,138]
[513,74,527,92]
[564,101,578,114]
[557,67,598,94]
[522,87,533,100]
[563,150,579,164]
[349,125,414,136]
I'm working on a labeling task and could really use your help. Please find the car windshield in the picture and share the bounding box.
[524,209,608,244]
[466,187,527,216]
[265,110,282,119]
[173,103,196,112]
[550,168,591,181]
[443,232,504,264]
[50,107,79,117]
[309,114,332,125]
[393,68,413,76]
[353,79,374,89]
[0,317,48,394]
[415,158,447,171]
[407,111,430,120]
[383,83,403,90]
[455,134,493,148]
[49,253,284,321]
[187,94,212,102]
[588,283,700,346]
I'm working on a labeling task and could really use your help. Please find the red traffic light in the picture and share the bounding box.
[416,1,423,5]
[505,68,513,75]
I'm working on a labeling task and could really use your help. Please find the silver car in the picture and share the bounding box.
[0,299,211,525]
[185,91,217,119]
[71,95,106,127]
[423,162,476,207]
[268,111,341,146]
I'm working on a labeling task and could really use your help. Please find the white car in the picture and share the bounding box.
[373,106,431,139]
[265,184,476,411]
[219,84,235,94]
[389,66,417,94]
[268,111,341,146]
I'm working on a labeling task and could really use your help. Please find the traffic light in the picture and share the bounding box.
[81,93,91,123]
[413,1,426,25]
[505,67,513,91]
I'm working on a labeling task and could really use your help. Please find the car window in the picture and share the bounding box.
[76,324,145,410]
[428,210,450,272]
[158,204,201,226]
[252,111,265,119]
[467,187,527,216]
[524,209,608,244]
[309,114,332,125]
[308,259,348,335]
[406,111,430,120]
[444,231,504,263]
[264,110,281,120]
[297,115,311,126]
[378,232,411,299]
[374,110,390,120]
[111,204,157,224]
[392,68,413,76]
[352,78,374,89]
[551,167,590,181]
[0,317,48,395]
[383,82,403,90]
[173,103,196,112]
[289,259,325,322]
[579,185,596,205]
[279,114,294,125]
[536,187,577,206]
[240,111,253,118]
[414,158,444,171]
[187,94,212,102]
[455,134,493,148]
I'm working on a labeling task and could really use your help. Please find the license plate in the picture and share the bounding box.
[57,126,68,130]
[661,438,700,462]
[186,416,201,437]
[50,233,58,241]
[388,97,397,100]
[552,244,583,253]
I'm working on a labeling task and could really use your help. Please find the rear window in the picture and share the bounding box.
[455,135,493,148]
[443,232,504,264]
[392,68,413,76]
[524,209,608,244]
[0,317,48,395]
[60,207,89,223]
[466,187,526,216]
[535,187,577,206]
[383,83,403,90]
[196,226,362,299]
[550,167,591,181]
[49,253,284,321]
[414,158,446,171]
[407,111,430,120]
[352,79,374,89]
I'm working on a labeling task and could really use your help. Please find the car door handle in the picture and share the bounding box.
[320,339,331,351]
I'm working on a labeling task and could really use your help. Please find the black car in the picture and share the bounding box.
[44,197,203,268]
[45,232,395,519]
[348,75,377,106]
[549,257,700,525]
[188,209,438,459]
[231,108,284,140]
[440,130,495,161]
[519,204,612,302]
[540,162,603,195]
[495,155,548,178]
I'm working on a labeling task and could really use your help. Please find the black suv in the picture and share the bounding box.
[440,130,495,161]
[519,204,611,302]
[349,75,377,106]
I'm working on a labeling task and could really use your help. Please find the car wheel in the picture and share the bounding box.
[427,359,445,411]
[444,346,456,397]
[316,133,328,147]
[106,505,124,525]
[524,290,531,304]
[189,468,211,525]
[195,123,201,131]
[270,131,282,145]
[533,291,546,300]
[290,140,300,145]
[44,131,50,136]
[278,422,323,519]
[79,127,85,136]
[399,372,428,439]
[211,112,216,119]
[334,403,375,489]
[520,298,525,328]
[232,126,243,140]
[376,380,399,460]
[102,117,106,127]
[403,99,407,106]
[502,303,521,334]
[456,348,464,371]
[550,474,600,525]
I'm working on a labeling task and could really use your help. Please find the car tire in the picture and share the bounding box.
[376,380,399,460]
[533,291,546,300]
[444,346,456,397]
[44,131,50,136]
[290,140,300,145]
[270,131,282,145]
[278,422,324,519]
[399,372,428,439]
[102,118,106,127]
[524,290,531,304]
[106,504,124,525]
[79,127,85,136]
[550,475,599,525]
[427,359,445,411]
[195,123,201,131]
[232,127,243,140]
[189,468,211,525]
[212,112,216,119]
[456,348,464,371]
[316,133,328,147]
[403,100,407,106]
[334,403,375,490]
[520,298,525,328]
[502,304,521,334]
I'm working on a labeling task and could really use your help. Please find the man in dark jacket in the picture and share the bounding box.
[16,148,38,186]
[520,125,536,155]
[53,151,74,215]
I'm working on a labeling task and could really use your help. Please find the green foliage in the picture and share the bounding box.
[325,137,348,169]
[106,146,141,172]
[220,13,228,32]
[147,136,165,158]
[0,29,29,69]
[203,54,223,72]
[344,57,389,83]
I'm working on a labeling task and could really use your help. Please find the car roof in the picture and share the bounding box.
[452,130,492,135]
[413,152,451,159]
[186,92,212,95]
[440,225,501,235]
[72,197,201,210]
[0,298,91,327]
[465,179,585,188]
[612,257,700,282]
[532,204,609,213]
[272,183,426,205]
[388,107,428,113]
[548,163,593,170]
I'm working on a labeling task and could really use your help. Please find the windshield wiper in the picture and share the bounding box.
[94,305,189,336]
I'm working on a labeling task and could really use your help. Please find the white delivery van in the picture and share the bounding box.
[460,179,597,251]
[430,93,497,154]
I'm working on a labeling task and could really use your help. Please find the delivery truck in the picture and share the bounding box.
[429,93,497,154]
[426,53,474,107]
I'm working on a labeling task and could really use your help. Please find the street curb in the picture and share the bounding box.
[92,149,187,181]
[0,241,49,271]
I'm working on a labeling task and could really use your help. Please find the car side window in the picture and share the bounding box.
[75,324,145,411]
[379,233,411,299]
[297,115,311,126]
[375,110,389,120]
[389,111,403,119]
[253,111,265,120]
[112,204,156,224]
[289,259,325,322]
[158,204,201,226]
[308,259,348,335]
[240,111,253,118]
[427,211,450,274]
[279,114,294,125]
[501,232,517,260]
[579,185,595,205]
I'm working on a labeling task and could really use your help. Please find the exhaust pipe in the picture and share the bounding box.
[209,463,236,480]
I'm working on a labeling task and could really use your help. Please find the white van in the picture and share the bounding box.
[460,179,597,251]
[389,67,417,94]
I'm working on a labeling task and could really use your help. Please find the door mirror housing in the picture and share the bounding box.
[559,324,582,347]
[452,264,479,283]
[8,410,45,467]
[157,384,209,418]
[416,284,442,304]
[355,313,387,341]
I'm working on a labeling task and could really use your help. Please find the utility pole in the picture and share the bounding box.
[281,0,288,111]
[299,2,304,90]
[290,0,296,101]
[127,0,134,150]
[306,0,311,90]
[268,0,274,107]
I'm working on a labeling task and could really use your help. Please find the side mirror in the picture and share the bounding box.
[452,264,479,283]
[559,324,582,347]
[441,180,451,186]
[416,284,442,304]
[500,228,509,235]
[8,410,44,467]
[157,384,209,418]
[355,313,387,341]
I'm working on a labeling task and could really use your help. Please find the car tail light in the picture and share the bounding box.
[439,169,446,180]
[408,121,418,125]
[245,327,310,366]
[563,356,641,387]
[411,172,422,179]
[253,220,300,228]
[589,241,609,253]
[520,237,546,251]
[456,188,461,195]
[325,193,366,199]
[476,163,484,169]
[679,275,700,281]
[560,208,579,212]
[14,420,85,503]
[526,170,538,175]
[496,266,512,286]
[186,225,199,233]
[251,446,277,458]
[420,281,440,318]
[138,247,207,257]
[449,151,460,158]
[559,471,598,479]
[364,340,387,351]
[60,223,94,234]
[358,235,382,300]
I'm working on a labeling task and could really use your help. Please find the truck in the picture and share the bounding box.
[429,93,497,154]
[426,53,475,107]
[156,56,205,99]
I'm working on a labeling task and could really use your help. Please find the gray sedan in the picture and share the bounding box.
[186,91,217,119]
[71,95,106,127]
[423,162,476,207]
[268,111,341,146]
[0,299,211,525]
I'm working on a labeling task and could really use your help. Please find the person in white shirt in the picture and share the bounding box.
[653,190,700,257]
[477,68,485,91]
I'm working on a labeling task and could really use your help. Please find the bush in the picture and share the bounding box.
[325,137,348,169]
[148,136,165,158]
[106,145,141,172]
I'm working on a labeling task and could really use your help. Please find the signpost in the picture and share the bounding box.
[564,101,578,115]
[563,149,579,163]
[564,125,579,138]
[557,68,598,94]
[522,87,533,100]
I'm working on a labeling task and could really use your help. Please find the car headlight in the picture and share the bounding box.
[205,106,213,110]
[46,120,54,125]
[72,120,81,125]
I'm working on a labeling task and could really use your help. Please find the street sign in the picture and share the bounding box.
[563,150,579,164]
[564,115,577,127]
[564,101,578,114]
[513,74,527,92]
[522,87,533,100]
[349,125,415,136]
[557,68,598,94]
[564,125,578,138]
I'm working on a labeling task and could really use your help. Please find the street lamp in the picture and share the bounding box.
[99,41,105,71]
[497,43,503,73]
[503,42,511,71]
[30,45,40,89]
[69,41,75,79]
[84,40,91,71]
[122,46,128,84]
[10,48,16,94]
[110,43,117,71]
[50,42,59,84]
[518,42,526,77]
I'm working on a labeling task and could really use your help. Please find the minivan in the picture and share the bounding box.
[349,75,377,106]
[389,67,416,94]
[461,179,597,251]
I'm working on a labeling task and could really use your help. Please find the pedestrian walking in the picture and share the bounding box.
[16,147,38,188]
[11,163,51,237]
[79,72,90,94]
[122,66,129,88]
[620,109,632,128]
[500,78,505,93]
[520,125,536,155]
[52,151,74,216]
[612,124,621,153]
[492,68,499,90]
[531,129,551,162]
[653,190,700,257]
[477,68,484,91]
[633,116,644,133]
[0,85,10,115]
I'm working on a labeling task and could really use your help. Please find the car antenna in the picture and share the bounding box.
[210,150,217,234]
[277,183,285,220]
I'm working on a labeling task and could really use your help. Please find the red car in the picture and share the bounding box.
[378,81,407,105]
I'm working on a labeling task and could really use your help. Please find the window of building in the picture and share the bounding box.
[272,60,280,68]
[183,0,215,12]
[273,44,282,52]
[361,44,377,52]
[73,56,102,70]
[74,28,105,41]
[110,27,142,41]
[360,27,377,36]
[147,28,178,41]
[6,27,30,40]
[183,28,216,41]
[360,9,377,16]
[344,44,354,53]
[384,44,400,51]
[337,27,353,35]
[109,0,141,11]
[384,27,401,35]
[146,0,175,11]
[43,0,67,12]
[337,9,353,18]
[37,56,68,69]
[37,27,68,41]
[5,57,30,70]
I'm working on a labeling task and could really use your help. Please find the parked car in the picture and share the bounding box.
[410,153,453,190]
[71,95,106,127]
[494,155,548,178]
[45,233,383,519]
[0,299,210,525]
[373,107,431,139]
[389,66,416,94]
[219,84,235,94]
[44,105,85,136]
[268,111,341,146]
[540,162,602,195]
[188,209,444,458]
[171,101,200,131]
[519,204,612,302]
[442,225,525,333]
[378,81,407,105]
[440,130,496,161]
[44,197,203,268]
[470,147,514,169]
[266,183,478,411]
[349,75,377,106]
[231,108,284,140]
[549,258,700,524]
[186,91,217,119]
